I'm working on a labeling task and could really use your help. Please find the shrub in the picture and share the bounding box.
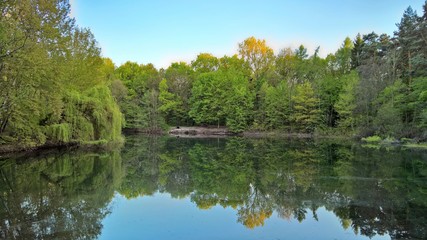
[361,135,382,143]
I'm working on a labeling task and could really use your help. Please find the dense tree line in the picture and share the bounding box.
[0,0,122,149]
[112,1,427,139]
[2,1,427,148]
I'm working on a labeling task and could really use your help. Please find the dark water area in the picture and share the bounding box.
[1,135,427,239]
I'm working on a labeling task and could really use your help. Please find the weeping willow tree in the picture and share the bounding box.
[0,0,123,149]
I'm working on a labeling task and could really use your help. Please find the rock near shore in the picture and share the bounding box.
[169,127,234,137]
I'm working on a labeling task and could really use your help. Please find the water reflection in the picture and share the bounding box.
[119,136,427,239]
[0,149,123,239]
[1,136,427,239]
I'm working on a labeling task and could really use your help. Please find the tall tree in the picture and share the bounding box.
[395,6,419,84]
[295,45,308,60]
[238,36,275,98]
[158,78,184,126]
[238,37,274,81]
[189,71,228,127]
[334,71,359,131]
[335,37,354,74]
[291,82,321,133]
[238,37,274,120]
[191,53,220,74]
[351,34,364,69]
[262,82,291,130]
[164,62,194,125]
[276,48,298,84]
[223,71,253,133]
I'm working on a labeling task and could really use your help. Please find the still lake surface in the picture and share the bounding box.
[1,135,426,239]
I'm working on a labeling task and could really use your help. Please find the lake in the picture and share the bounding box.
[1,135,426,239]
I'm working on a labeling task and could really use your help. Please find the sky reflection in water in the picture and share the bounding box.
[1,135,426,239]
[100,192,388,240]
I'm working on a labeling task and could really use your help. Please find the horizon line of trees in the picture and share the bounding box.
[1,0,427,148]
[111,1,427,140]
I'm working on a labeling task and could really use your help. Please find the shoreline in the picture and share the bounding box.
[0,142,78,157]
[1,127,426,155]
[0,139,124,156]
[168,126,351,139]
[168,126,236,137]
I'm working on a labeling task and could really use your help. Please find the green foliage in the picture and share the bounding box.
[351,34,364,69]
[3,0,427,145]
[373,101,403,137]
[411,77,427,137]
[159,62,195,125]
[238,36,274,81]
[0,1,123,148]
[219,54,251,76]
[334,37,354,74]
[318,75,343,127]
[189,70,253,132]
[335,71,359,131]
[45,124,71,143]
[191,53,220,73]
[125,5,427,138]
[142,89,166,132]
[114,62,164,131]
[292,82,321,133]
[295,45,309,60]
[62,86,123,142]
[94,0,427,139]
[361,135,382,143]
[224,72,254,133]
[262,81,291,130]
[189,71,227,126]
[158,78,184,125]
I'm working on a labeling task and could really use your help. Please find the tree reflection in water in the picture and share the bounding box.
[0,149,123,239]
[1,135,426,239]
[119,136,427,239]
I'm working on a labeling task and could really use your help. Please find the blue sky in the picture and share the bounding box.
[70,0,425,69]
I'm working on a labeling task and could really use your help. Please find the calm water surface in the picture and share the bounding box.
[1,135,426,239]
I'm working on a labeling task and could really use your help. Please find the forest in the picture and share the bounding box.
[0,0,122,150]
[1,0,427,150]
